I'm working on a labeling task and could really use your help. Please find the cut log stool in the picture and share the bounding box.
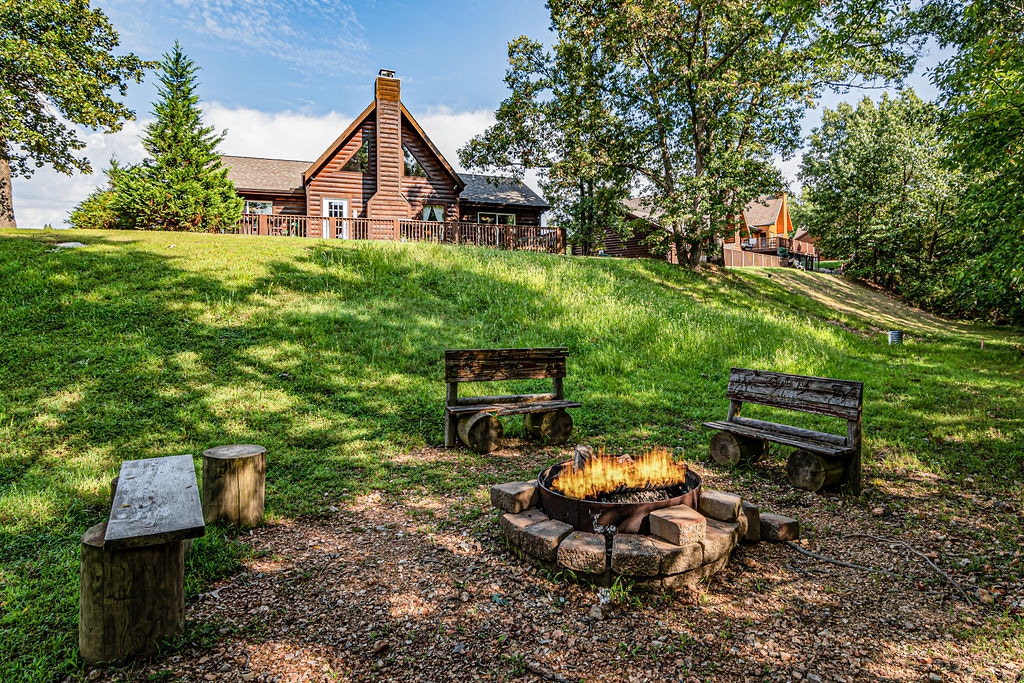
[202,444,267,527]
[786,449,846,492]
[524,409,574,445]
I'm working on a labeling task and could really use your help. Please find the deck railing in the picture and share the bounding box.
[232,214,565,254]
[740,236,818,257]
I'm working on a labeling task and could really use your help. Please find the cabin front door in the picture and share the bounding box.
[322,198,349,239]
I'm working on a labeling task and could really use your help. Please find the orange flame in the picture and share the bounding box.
[551,447,688,500]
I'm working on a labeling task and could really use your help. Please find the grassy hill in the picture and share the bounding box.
[1,229,1021,680]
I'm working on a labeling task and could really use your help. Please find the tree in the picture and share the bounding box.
[928,0,1024,322]
[461,0,919,267]
[0,0,147,228]
[72,42,242,231]
[799,90,959,300]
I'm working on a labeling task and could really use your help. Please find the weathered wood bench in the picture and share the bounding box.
[79,454,205,663]
[444,347,582,453]
[703,368,864,494]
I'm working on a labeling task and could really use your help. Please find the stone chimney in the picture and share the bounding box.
[366,69,413,219]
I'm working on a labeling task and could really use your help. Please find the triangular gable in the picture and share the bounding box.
[400,103,465,192]
[303,101,376,184]
[301,100,465,192]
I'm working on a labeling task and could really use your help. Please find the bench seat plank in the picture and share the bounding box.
[702,420,853,457]
[447,399,581,417]
[104,454,205,550]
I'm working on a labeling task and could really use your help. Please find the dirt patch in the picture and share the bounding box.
[85,453,1023,683]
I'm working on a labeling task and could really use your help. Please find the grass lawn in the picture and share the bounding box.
[1,229,1022,680]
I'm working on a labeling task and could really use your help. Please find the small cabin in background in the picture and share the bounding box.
[221,70,555,250]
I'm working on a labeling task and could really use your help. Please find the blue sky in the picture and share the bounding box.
[12,0,945,227]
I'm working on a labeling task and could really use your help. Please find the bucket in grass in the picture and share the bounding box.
[888,330,903,345]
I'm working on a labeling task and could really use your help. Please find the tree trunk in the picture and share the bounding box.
[786,449,846,492]
[457,412,503,454]
[79,522,186,663]
[0,144,16,228]
[709,431,766,466]
[524,409,574,445]
[202,444,266,528]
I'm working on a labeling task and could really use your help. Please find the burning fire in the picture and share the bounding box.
[550,447,689,500]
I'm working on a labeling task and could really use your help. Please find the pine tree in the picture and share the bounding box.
[98,42,241,231]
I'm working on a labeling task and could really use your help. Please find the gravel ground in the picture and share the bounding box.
[88,445,1024,683]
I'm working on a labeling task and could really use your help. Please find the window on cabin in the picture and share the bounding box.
[342,141,368,173]
[244,200,273,214]
[403,145,426,177]
[477,212,516,225]
[423,204,444,222]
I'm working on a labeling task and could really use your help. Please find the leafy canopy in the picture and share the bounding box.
[461,0,920,266]
[0,0,147,226]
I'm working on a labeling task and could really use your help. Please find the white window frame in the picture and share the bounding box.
[244,200,273,215]
[423,204,445,222]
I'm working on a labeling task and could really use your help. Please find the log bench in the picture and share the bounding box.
[79,454,205,663]
[444,347,581,454]
[703,368,864,494]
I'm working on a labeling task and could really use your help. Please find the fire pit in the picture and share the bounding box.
[490,446,801,589]
[537,448,701,534]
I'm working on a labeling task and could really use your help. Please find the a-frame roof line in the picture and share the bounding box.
[400,103,465,191]
[303,101,376,183]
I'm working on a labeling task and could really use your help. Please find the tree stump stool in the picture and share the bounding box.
[524,409,574,445]
[202,444,267,527]
[79,522,186,663]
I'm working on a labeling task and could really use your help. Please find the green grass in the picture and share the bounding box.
[1,229,1022,680]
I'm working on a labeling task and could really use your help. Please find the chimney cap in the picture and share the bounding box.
[378,68,396,78]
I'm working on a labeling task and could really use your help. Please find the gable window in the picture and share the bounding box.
[423,204,444,222]
[403,145,426,177]
[342,140,369,173]
[477,212,515,225]
[244,200,273,214]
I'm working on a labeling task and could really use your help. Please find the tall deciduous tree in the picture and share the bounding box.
[0,0,147,228]
[799,90,959,300]
[462,0,919,267]
[72,42,242,231]
[929,0,1024,322]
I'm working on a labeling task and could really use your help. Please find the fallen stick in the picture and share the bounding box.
[845,533,973,604]
[526,661,572,683]
[785,541,899,577]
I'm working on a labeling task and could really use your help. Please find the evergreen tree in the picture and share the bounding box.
[73,42,241,231]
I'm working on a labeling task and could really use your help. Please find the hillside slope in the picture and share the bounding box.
[1,229,1021,680]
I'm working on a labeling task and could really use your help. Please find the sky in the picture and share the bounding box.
[12,0,946,228]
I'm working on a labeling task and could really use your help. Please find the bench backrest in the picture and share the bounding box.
[444,347,568,406]
[726,367,863,421]
[444,347,568,383]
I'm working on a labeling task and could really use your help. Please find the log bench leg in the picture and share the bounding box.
[709,431,767,466]
[457,412,503,454]
[524,409,573,445]
[79,523,186,663]
[444,409,458,449]
[786,449,846,492]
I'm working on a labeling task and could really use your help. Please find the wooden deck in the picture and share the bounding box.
[232,215,565,254]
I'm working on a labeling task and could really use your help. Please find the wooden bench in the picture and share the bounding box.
[79,454,205,663]
[703,368,864,494]
[444,347,581,453]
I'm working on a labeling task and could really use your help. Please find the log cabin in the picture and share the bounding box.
[221,70,551,247]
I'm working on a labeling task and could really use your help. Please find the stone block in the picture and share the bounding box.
[662,553,730,589]
[557,532,608,575]
[611,534,662,577]
[701,518,739,563]
[649,505,706,546]
[741,501,761,542]
[650,537,703,575]
[697,489,742,522]
[499,508,548,545]
[490,481,539,513]
[760,513,800,542]
[521,519,574,563]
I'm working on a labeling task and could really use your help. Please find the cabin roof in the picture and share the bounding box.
[459,174,549,209]
[222,155,309,194]
[743,194,784,228]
